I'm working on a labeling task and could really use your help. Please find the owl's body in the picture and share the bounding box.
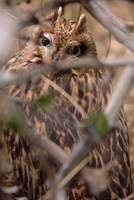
[1,8,131,200]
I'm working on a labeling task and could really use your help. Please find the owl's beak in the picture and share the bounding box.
[52,52,59,63]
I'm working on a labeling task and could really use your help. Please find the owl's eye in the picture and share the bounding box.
[69,45,81,57]
[40,36,50,47]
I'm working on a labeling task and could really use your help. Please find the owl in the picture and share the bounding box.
[1,7,132,200]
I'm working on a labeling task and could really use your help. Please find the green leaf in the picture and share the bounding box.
[4,119,22,133]
[96,113,108,138]
[31,94,53,110]
[0,98,27,135]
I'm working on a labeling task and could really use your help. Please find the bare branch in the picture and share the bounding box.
[104,65,134,127]
[26,121,68,164]
[80,0,134,53]
[44,126,101,199]
[1,57,134,89]
[125,22,134,33]
[82,160,116,195]
[0,94,68,165]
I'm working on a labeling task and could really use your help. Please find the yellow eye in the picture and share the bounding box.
[40,36,50,47]
[69,45,81,57]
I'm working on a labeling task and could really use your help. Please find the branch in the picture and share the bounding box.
[125,22,134,33]
[104,65,134,127]
[0,94,68,165]
[43,62,134,198]
[79,0,134,53]
[1,57,134,89]
[44,126,101,200]
[26,121,68,164]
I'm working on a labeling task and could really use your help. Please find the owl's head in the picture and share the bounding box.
[22,7,97,76]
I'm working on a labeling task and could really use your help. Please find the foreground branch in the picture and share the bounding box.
[104,65,134,127]
[80,0,134,53]
[1,56,134,89]
[26,121,68,164]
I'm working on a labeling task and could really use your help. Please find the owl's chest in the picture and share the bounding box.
[8,73,100,111]
[7,74,101,150]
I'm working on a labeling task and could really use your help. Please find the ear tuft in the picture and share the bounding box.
[75,14,87,35]
[45,7,63,27]
[58,6,62,18]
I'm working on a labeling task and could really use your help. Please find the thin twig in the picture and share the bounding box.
[105,32,111,57]
[40,75,87,119]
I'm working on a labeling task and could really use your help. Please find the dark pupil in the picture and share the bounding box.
[71,46,79,55]
[42,37,50,46]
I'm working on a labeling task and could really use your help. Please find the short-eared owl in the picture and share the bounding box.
[1,7,132,200]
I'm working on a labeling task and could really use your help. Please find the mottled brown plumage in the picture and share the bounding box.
[1,7,132,200]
